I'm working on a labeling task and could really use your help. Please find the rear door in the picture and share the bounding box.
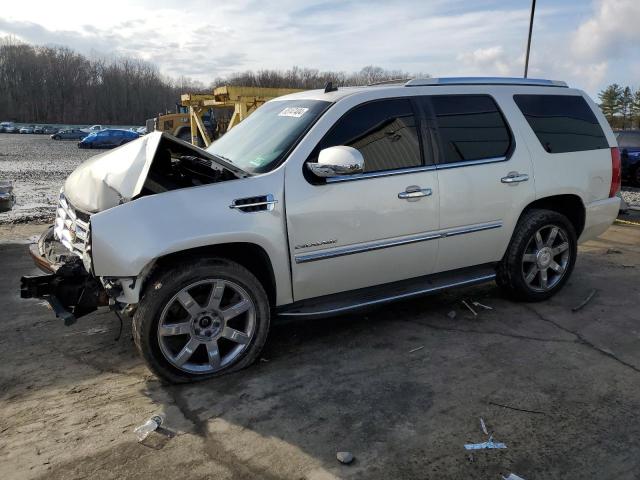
[422,93,536,273]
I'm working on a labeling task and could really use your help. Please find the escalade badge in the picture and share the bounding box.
[294,239,337,250]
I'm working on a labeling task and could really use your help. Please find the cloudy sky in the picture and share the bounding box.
[1,0,638,96]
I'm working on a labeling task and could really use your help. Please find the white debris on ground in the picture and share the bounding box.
[621,187,640,207]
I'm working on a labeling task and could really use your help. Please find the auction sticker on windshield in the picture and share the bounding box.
[278,107,309,118]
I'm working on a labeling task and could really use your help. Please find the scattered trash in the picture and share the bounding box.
[134,414,165,442]
[462,300,477,317]
[447,310,457,319]
[572,289,597,312]
[336,451,354,464]
[409,345,424,353]
[503,474,526,480]
[488,401,546,415]
[606,248,623,254]
[260,357,270,362]
[464,436,507,450]
[621,264,635,268]
[472,301,493,310]
[480,417,488,435]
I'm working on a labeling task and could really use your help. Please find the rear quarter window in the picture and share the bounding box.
[514,94,608,154]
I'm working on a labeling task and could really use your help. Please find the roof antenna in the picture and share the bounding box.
[324,81,338,93]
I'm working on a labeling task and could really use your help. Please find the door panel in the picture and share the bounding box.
[286,171,440,300]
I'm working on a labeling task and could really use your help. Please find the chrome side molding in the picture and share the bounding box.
[294,221,502,263]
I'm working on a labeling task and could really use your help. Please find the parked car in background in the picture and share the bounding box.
[78,129,139,148]
[19,125,35,134]
[81,124,105,134]
[136,126,147,135]
[52,129,86,141]
[616,130,640,186]
[1,122,19,133]
[43,126,58,134]
[21,77,620,383]
[0,180,15,212]
[33,126,44,134]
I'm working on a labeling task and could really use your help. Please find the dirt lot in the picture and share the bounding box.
[1,223,639,479]
[0,134,94,224]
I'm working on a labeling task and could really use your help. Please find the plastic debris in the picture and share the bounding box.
[472,301,493,310]
[462,300,477,317]
[134,414,165,442]
[409,346,424,353]
[447,310,457,319]
[503,474,526,480]
[464,437,507,450]
[572,289,597,312]
[336,451,354,464]
[480,417,488,435]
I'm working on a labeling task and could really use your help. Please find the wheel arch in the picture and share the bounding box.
[519,194,586,237]
[150,242,278,306]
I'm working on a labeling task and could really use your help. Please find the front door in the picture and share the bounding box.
[285,97,440,301]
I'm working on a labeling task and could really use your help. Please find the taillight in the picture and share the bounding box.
[609,147,621,198]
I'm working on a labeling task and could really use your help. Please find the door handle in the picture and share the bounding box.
[398,186,432,200]
[501,172,529,184]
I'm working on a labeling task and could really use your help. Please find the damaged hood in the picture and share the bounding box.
[63,132,243,213]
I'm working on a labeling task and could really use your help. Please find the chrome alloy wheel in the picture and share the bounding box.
[521,225,571,292]
[157,279,256,374]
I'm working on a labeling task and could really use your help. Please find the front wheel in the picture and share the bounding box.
[133,258,270,383]
[497,209,577,301]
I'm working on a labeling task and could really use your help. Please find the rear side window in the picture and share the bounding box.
[514,95,608,153]
[315,98,423,173]
[430,95,512,164]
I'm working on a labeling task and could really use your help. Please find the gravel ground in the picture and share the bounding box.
[0,134,94,224]
[1,133,639,225]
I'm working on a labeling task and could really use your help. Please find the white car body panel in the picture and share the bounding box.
[90,169,294,305]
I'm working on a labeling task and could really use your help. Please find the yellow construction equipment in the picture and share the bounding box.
[180,86,305,146]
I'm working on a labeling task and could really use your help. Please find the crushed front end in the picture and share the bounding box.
[20,192,109,325]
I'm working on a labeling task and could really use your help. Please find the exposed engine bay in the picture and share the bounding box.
[141,136,238,196]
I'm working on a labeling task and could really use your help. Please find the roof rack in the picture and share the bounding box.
[405,77,568,88]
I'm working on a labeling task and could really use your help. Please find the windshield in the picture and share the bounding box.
[206,99,330,174]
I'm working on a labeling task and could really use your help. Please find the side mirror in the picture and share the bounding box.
[307,146,364,178]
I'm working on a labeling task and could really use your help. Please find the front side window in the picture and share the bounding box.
[207,99,330,174]
[429,95,512,163]
[313,98,423,173]
[514,94,608,154]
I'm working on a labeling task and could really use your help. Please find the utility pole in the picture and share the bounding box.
[524,0,536,78]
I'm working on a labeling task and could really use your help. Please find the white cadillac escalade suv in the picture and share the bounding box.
[21,77,621,383]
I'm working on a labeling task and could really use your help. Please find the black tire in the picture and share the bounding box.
[53,135,59,140]
[132,257,270,384]
[497,209,577,302]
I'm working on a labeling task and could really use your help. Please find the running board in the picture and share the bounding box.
[277,263,496,319]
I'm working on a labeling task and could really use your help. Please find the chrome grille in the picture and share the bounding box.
[53,192,90,257]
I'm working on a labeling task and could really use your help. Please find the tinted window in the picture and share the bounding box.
[430,95,511,163]
[514,95,608,153]
[617,132,640,149]
[315,98,423,173]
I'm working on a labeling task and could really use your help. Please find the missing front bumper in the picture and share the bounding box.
[20,228,108,325]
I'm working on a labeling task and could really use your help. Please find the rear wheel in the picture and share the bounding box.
[497,209,577,301]
[133,258,270,383]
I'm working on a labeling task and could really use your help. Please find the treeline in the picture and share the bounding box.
[598,84,640,129]
[215,65,427,89]
[0,37,201,125]
[0,37,426,125]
